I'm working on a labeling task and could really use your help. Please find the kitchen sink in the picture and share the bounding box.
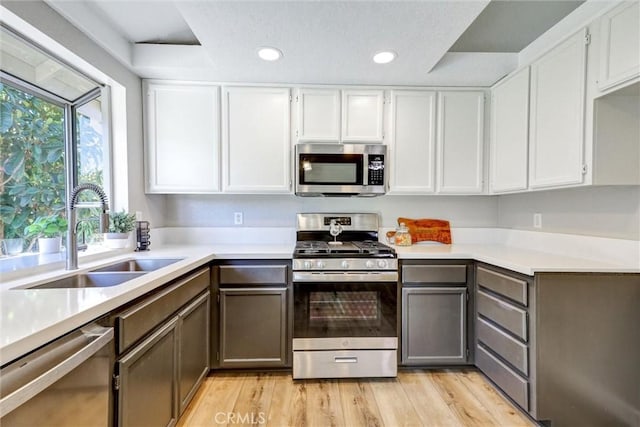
[28,272,147,289]
[90,258,183,273]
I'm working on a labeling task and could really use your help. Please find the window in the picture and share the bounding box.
[0,25,109,254]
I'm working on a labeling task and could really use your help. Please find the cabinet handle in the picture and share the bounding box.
[334,356,358,364]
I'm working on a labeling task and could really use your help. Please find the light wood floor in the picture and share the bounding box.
[178,369,535,427]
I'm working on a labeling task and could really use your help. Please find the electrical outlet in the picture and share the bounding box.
[533,213,542,229]
[234,212,243,225]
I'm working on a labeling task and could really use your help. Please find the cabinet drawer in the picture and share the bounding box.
[402,265,467,284]
[476,344,529,411]
[293,350,396,379]
[117,267,210,353]
[477,317,528,376]
[477,266,528,306]
[219,265,288,285]
[477,290,528,341]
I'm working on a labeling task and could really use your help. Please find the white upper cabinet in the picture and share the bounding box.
[529,30,587,189]
[490,68,530,193]
[598,2,640,91]
[296,89,340,142]
[388,90,436,194]
[296,88,384,143]
[341,89,385,142]
[222,87,291,193]
[144,81,220,194]
[436,91,485,194]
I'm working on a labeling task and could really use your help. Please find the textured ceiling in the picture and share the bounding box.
[43,0,585,86]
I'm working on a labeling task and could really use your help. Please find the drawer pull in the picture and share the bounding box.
[334,356,358,364]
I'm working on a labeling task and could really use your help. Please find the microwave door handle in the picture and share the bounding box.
[363,153,368,186]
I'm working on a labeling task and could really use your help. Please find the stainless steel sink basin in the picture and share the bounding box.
[91,258,183,273]
[29,272,147,289]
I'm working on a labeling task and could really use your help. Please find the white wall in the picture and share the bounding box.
[2,0,166,226]
[497,186,640,240]
[163,194,498,228]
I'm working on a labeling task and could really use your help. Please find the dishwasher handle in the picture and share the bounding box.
[0,326,114,417]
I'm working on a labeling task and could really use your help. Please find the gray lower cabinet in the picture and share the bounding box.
[476,264,640,427]
[400,261,471,366]
[177,292,210,415]
[213,261,291,369]
[475,264,532,413]
[402,287,467,364]
[219,288,287,368]
[113,267,211,427]
[116,318,178,427]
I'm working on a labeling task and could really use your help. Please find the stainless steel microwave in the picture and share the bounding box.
[295,143,387,197]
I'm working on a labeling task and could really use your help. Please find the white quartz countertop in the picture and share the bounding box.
[1,229,638,365]
[393,243,640,275]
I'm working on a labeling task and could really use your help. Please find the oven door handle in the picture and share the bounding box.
[293,272,398,282]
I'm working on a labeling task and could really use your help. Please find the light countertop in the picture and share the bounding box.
[1,234,638,366]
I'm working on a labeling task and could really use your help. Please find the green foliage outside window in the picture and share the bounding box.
[1,83,105,250]
[1,83,65,247]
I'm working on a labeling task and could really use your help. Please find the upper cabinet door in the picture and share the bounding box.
[145,82,220,193]
[222,87,291,193]
[436,91,485,194]
[490,68,530,193]
[598,2,640,91]
[388,90,436,194]
[341,90,384,142]
[529,30,587,189]
[296,89,340,142]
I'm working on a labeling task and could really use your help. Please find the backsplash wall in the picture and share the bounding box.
[497,186,640,240]
[162,186,640,241]
[162,195,499,229]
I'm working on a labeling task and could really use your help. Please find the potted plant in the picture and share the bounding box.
[24,214,68,254]
[105,210,136,248]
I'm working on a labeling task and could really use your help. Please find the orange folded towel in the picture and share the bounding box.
[386,218,452,245]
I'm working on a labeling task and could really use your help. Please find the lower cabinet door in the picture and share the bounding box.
[402,287,467,365]
[219,287,287,368]
[177,292,210,415]
[116,317,178,427]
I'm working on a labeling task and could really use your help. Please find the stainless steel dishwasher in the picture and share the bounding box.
[0,323,114,427]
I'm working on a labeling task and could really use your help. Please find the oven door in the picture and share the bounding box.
[293,272,397,343]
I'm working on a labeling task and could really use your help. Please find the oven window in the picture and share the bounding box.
[309,291,378,321]
[299,154,363,185]
[294,282,397,338]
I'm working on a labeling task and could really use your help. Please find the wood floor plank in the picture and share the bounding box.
[338,379,384,427]
[305,379,345,427]
[265,374,306,427]
[397,370,464,427]
[457,370,534,427]
[369,378,422,427]
[231,373,276,427]
[431,370,500,427]
[177,373,247,427]
[178,369,534,427]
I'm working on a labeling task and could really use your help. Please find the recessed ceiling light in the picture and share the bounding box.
[373,51,397,64]
[257,47,283,61]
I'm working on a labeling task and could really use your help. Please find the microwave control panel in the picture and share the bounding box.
[367,154,385,185]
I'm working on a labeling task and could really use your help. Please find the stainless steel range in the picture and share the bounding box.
[292,213,398,379]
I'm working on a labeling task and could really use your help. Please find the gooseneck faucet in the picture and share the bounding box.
[66,183,109,270]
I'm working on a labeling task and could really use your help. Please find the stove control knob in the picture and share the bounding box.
[341,260,350,269]
[365,260,375,269]
[316,261,326,269]
[377,260,388,269]
[303,261,313,270]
